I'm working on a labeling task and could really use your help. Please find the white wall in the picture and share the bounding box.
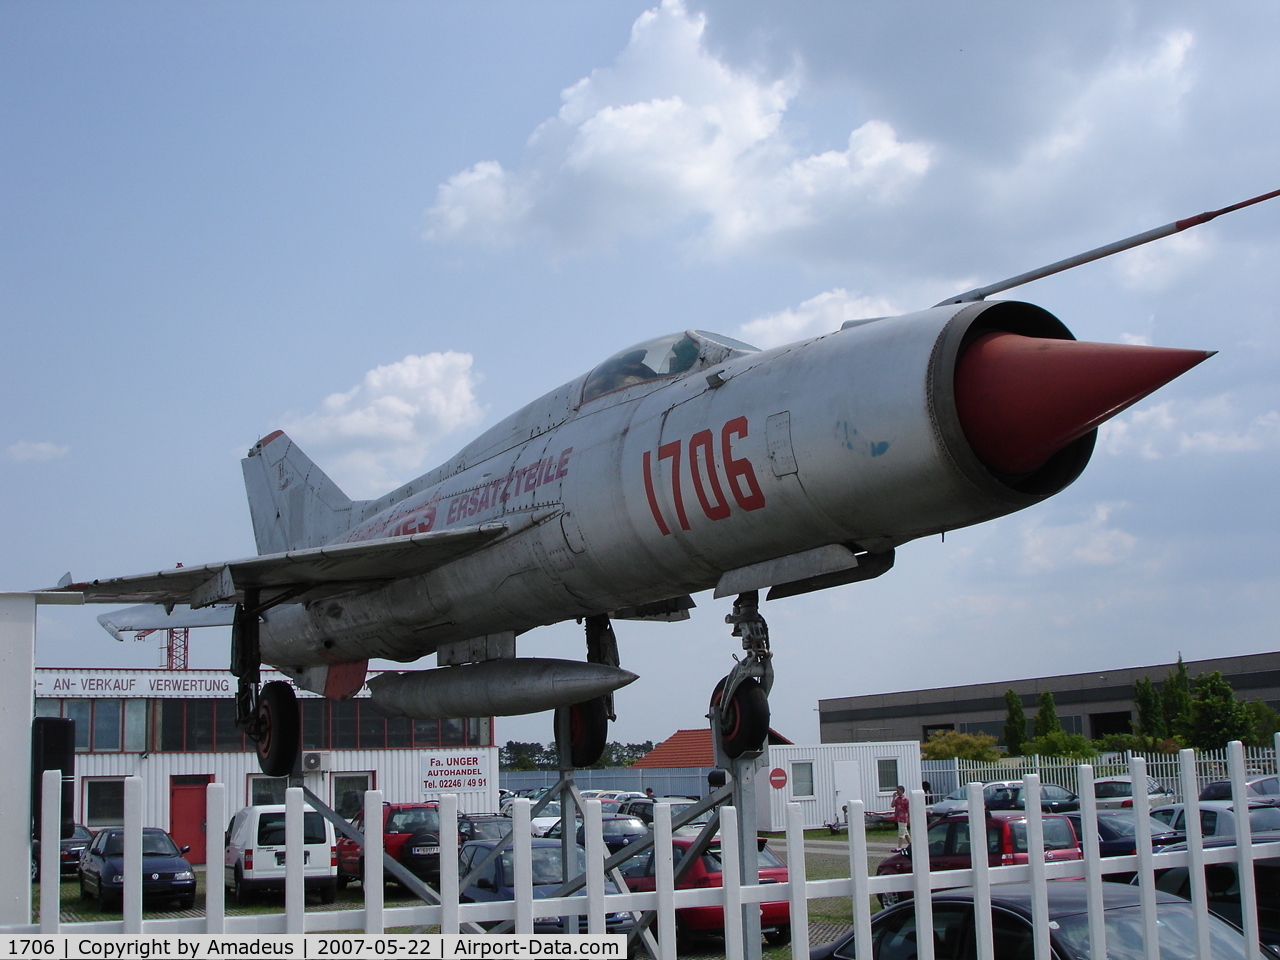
[73,746,500,830]
[759,741,921,831]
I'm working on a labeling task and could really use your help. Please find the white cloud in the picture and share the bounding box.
[1020,503,1137,572]
[424,0,930,255]
[4,441,69,463]
[738,288,897,349]
[281,353,485,497]
[1112,231,1209,292]
[983,30,1196,208]
[1099,395,1280,459]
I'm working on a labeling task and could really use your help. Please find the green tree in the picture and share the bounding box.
[1243,700,1280,747]
[500,741,547,770]
[920,730,1000,762]
[1003,689,1028,756]
[1186,672,1252,750]
[1161,655,1193,742]
[1033,690,1062,738]
[1132,676,1165,742]
[1026,730,1096,759]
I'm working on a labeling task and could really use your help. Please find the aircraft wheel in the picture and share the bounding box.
[255,681,301,777]
[710,676,769,758]
[555,696,608,767]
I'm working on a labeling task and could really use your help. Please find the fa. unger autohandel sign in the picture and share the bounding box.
[422,749,491,793]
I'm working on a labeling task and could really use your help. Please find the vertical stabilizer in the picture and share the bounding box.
[241,431,361,554]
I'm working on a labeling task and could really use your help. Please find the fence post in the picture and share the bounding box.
[1228,741,1261,956]
[285,786,305,933]
[39,769,60,933]
[364,788,384,934]
[785,802,809,960]
[206,782,226,933]
[0,594,37,927]
[720,805,744,960]
[1075,764,1106,960]
[438,794,459,934]
[1178,748,1211,960]
[123,776,143,933]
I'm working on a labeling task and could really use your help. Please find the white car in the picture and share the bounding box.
[1150,799,1280,838]
[224,803,338,903]
[529,801,568,837]
[1092,775,1176,810]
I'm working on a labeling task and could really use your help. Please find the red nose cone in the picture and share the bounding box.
[954,332,1213,475]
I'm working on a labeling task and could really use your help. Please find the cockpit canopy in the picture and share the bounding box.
[582,330,759,403]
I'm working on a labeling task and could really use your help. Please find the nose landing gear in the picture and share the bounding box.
[709,590,773,762]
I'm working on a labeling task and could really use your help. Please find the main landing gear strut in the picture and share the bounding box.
[552,613,618,768]
[232,587,302,778]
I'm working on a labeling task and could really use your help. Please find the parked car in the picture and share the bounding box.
[618,796,711,833]
[927,780,1079,818]
[1062,809,1184,857]
[808,880,1280,960]
[546,815,649,853]
[530,801,572,837]
[1146,830,1280,949]
[32,823,94,881]
[337,801,475,887]
[875,811,1082,907]
[1093,775,1177,810]
[224,803,338,904]
[1199,775,1280,802]
[1062,810,1184,880]
[457,838,633,934]
[1151,800,1280,838]
[77,827,196,911]
[466,814,514,842]
[618,835,791,946]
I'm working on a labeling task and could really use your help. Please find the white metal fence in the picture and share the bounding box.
[12,742,1280,960]
[920,743,1280,801]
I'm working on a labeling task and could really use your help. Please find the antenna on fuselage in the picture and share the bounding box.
[935,188,1280,306]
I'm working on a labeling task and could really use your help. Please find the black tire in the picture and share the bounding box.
[335,874,350,891]
[234,866,251,905]
[317,881,337,904]
[555,695,609,767]
[764,924,792,947]
[710,676,769,758]
[177,896,195,910]
[255,680,301,777]
[97,883,114,912]
[79,875,92,900]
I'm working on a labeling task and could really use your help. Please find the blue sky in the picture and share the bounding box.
[3,1,1277,746]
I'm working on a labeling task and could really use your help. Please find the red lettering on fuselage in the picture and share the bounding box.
[645,418,765,535]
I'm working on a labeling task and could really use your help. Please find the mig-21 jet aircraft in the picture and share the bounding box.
[53,191,1276,776]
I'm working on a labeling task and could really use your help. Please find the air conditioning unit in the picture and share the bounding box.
[301,751,331,772]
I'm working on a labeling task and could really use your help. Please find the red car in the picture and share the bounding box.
[619,836,791,946]
[337,802,468,886]
[876,810,1082,907]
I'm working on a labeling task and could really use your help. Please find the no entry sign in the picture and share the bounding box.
[768,767,788,789]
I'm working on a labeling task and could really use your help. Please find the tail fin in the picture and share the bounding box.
[241,431,362,554]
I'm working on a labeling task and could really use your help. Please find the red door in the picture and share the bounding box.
[170,775,213,864]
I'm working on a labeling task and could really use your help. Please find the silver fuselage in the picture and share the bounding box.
[259,300,1087,672]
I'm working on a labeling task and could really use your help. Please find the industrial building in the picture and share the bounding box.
[818,651,1280,746]
[33,666,499,863]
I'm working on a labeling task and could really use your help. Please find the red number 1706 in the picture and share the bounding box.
[643,415,766,536]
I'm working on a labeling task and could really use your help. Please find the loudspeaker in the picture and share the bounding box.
[31,717,75,841]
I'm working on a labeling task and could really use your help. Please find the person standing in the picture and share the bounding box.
[891,786,911,850]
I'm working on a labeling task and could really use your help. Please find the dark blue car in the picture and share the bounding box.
[78,827,196,910]
[458,838,633,934]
